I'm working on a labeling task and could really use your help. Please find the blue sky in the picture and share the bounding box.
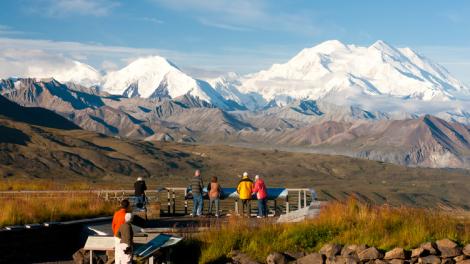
[0,0,469,83]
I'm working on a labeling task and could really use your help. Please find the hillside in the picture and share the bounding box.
[0,103,469,208]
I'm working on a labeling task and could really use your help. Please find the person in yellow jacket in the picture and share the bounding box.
[237,172,254,217]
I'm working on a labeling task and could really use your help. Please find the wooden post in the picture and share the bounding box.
[285,195,289,214]
[298,190,301,209]
[184,189,188,215]
[172,190,176,215]
[235,199,239,215]
[274,199,277,216]
[167,189,171,214]
[89,250,93,264]
[303,190,307,208]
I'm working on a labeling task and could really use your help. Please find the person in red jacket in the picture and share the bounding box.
[252,175,268,218]
[112,199,130,264]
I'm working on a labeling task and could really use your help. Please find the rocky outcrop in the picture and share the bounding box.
[263,240,469,264]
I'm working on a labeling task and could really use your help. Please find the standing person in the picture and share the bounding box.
[207,176,222,217]
[190,169,204,217]
[112,199,130,264]
[134,177,147,208]
[236,172,254,217]
[117,213,134,264]
[252,175,268,218]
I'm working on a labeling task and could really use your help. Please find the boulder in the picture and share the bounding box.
[463,245,470,257]
[320,244,343,258]
[389,259,406,264]
[72,248,105,264]
[326,255,358,264]
[419,255,441,264]
[342,245,368,257]
[374,260,388,264]
[421,242,438,255]
[436,239,462,258]
[229,250,260,264]
[284,251,305,260]
[441,258,455,264]
[456,260,470,264]
[413,248,428,258]
[385,248,406,260]
[297,253,325,264]
[454,256,468,262]
[358,247,384,261]
[266,252,288,264]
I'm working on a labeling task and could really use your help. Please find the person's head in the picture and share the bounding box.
[194,169,200,177]
[242,172,248,179]
[211,176,218,183]
[120,199,130,209]
[124,213,133,223]
[137,177,143,182]
[255,175,260,181]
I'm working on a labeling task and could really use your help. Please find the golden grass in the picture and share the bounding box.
[196,199,470,263]
[0,195,116,227]
[0,179,94,191]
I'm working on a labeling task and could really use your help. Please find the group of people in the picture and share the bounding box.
[111,171,269,263]
[190,169,268,218]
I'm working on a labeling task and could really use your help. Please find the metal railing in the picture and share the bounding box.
[0,187,314,216]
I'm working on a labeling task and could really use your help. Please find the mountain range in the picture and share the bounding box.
[1,40,470,169]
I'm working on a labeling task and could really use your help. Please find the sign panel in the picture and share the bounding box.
[134,234,183,259]
[84,236,115,251]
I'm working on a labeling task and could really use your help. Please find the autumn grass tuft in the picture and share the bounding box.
[0,196,116,227]
[197,198,470,263]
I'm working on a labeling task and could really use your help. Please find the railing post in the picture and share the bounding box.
[303,190,307,208]
[274,199,277,216]
[286,194,289,214]
[184,189,188,215]
[172,190,176,215]
[167,189,171,214]
[235,199,239,215]
[298,190,301,210]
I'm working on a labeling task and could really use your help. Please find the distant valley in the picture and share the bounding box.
[1,40,470,169]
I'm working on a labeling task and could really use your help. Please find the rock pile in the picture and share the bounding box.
[230,239,470,264]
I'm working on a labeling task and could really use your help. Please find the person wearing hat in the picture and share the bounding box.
[117,212,134,264]
[134,177,147,208]
[252,175,268,218]
[236,172,254,217]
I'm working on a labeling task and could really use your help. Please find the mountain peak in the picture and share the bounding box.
[311,39,347,54]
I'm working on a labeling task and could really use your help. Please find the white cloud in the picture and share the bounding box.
[151,0,319,36]
[0,25,25,36]
[25,0,120,17]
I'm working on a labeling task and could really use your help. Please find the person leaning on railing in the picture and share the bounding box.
[190,169,204,217]
[134,177,147,208]
[252,175,268,218]
[207,176,222,217]
[237,172,254,217]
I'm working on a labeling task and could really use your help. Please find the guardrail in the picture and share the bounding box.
[0,187,314,216]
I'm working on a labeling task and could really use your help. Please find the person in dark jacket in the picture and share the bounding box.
[117,213,133,264]
[134,177,147,208]
[207,176,222,217]
[190,169,204,216]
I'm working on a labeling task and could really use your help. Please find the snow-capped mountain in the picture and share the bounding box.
[212,40,469,109]
[0,59,101,88]
[101,56,232,109]
[51,61,102,87]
